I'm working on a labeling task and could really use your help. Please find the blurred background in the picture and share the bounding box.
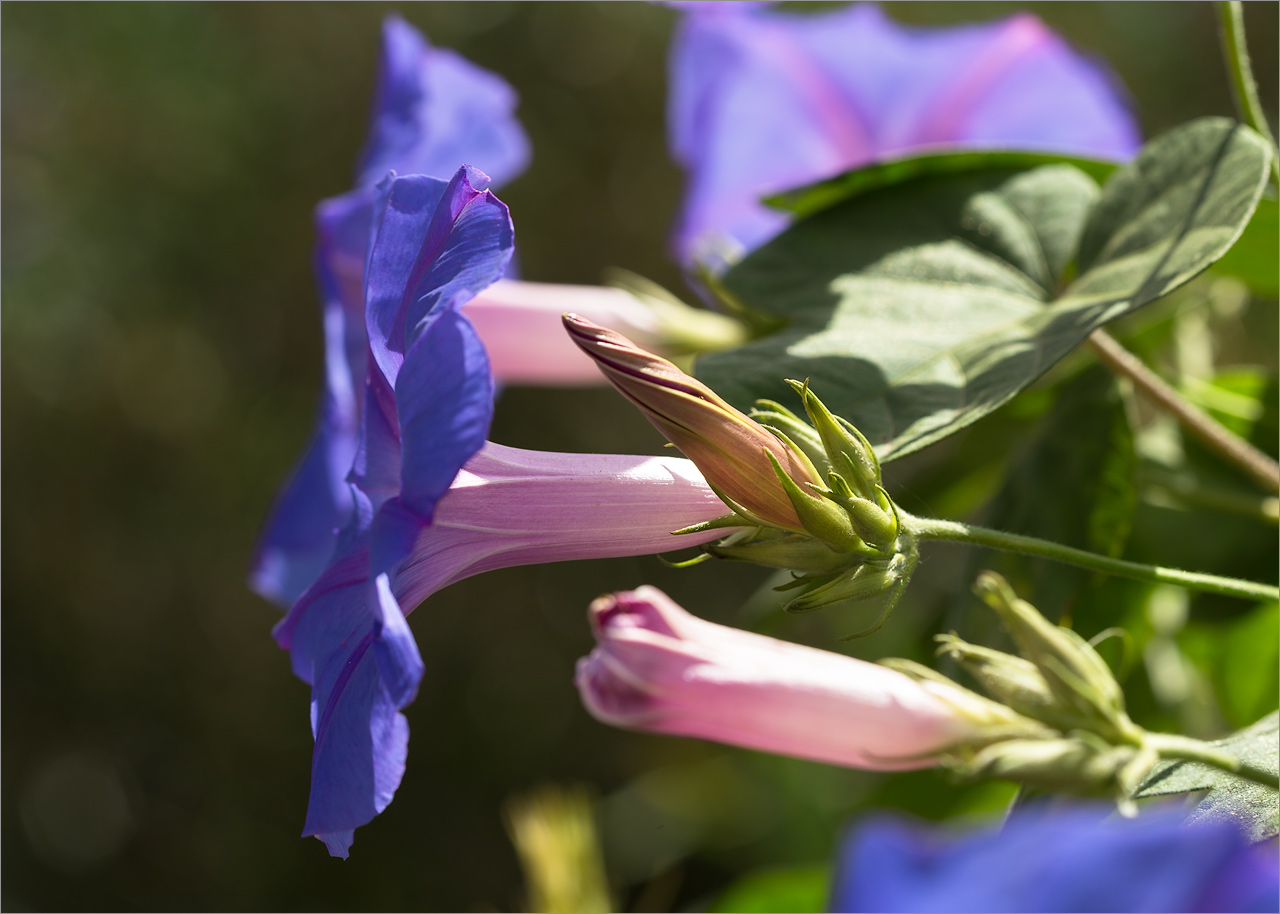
[3,2,1277,910]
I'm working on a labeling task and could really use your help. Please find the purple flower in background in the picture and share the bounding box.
[669,2,1142,265]
[357,14,530,191]
[831,806,1279,913]
[250,16,531,607]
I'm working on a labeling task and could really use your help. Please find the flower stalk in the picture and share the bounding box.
[903,513,1279,603]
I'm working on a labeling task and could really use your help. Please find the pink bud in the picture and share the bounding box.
[463,280,667,386]
[563,314,816,531]
[576,587,980,769]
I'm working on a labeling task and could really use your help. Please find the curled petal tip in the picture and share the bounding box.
[564,315,814,530]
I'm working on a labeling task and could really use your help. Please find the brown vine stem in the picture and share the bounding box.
[1087,330,1280,495]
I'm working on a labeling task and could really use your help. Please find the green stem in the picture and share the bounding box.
[1218,1,1280,183]
[1140,465,1279,525]
[905,513,1279,602]
[1088,330,1280,494]
[1146,732,1280,791]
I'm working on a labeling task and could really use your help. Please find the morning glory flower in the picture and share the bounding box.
[576,586,1035,769]
[275,451,728,859]
[831,805,1279,913]
[250,15,532,608]
[273,168,732,857]
[668,2,1142,265]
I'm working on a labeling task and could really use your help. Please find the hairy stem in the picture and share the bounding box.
[1218,1,1280,183]
[1088,329,1279,494]
[905,513,1279,602]
[1146,732,1280,791]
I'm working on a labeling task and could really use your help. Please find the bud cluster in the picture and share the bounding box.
[563,313,916,628]
[885,573,1154,808]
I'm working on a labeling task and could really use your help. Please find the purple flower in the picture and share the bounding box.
[270,168,732,856]
[250,16,531,607]
[576,587,1020,770]
[356,14,530,191]
[831,806,1279,913]
[277,449,728,857]
[668,2,1142,265]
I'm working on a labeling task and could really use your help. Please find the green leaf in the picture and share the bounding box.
[1212,191,1278,297]
[710,863,828,914]
[765,148,1120,219]
[1216,602,1280,729]
[1134,711,1279,842]
[948,367,1137,632]
[698,118,1272,462]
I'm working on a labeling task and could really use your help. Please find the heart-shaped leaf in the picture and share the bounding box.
[1134,711,1279,843]
[698,118,1271,460]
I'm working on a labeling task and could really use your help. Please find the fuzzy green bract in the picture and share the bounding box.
[696,118,1273,461]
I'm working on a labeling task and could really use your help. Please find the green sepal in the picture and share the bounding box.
[671,512,756,536]
[816,479,899,551]
[751,400,828,472]
[709,532,854,573]
[765,449,860,552]
[657,551,715,569]
[973,573,1136,741]
[783,563,897,614]
[935,634,1093,733]
[787,379,881,500]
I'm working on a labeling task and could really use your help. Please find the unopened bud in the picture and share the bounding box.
[563,313,820,531]
[974,572,1132,739]
[957,736,1141,797]
[934,634,1076,730]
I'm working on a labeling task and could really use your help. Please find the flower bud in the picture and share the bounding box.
[934,634,1078,728]
[576,586,992,769]
[563,313,817,531]
[974,572,1133,740]
[956,737,1142,797]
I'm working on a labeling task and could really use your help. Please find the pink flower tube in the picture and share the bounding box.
[577,586,987,769]
[390,444,732,608]
[462,280,666,386]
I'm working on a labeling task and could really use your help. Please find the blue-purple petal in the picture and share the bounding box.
[395,309,493,518]
[304,630,409,859]
[371,573,424,708]
[831,806,1279,913]
[274,548,423,858]
[365,168,513,388]
[357,15,531,190]
[249,258,364,606]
